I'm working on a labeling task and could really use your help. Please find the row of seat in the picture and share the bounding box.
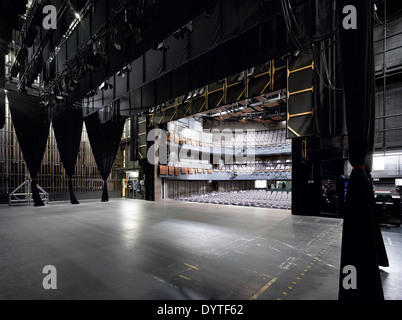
[160,165,293,176]
[167,129,291,148]
[221,162,292,172]
[223,129,290,146]
[177,190,292,210]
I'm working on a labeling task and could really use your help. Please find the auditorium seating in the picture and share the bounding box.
[226,129,290,147]
[178,190,292,210]
[220,160,292,173]
[170,129,290,148]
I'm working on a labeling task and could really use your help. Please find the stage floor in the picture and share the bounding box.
[0,198,400,300]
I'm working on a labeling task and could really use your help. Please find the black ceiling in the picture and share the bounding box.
[0,1,26,55]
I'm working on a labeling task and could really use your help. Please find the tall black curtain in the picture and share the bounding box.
[338,0,388,300]
[7,91,50,207]
[52,108,83,205]
[0,55,5,129]
[84,112,125,202]
[130,114,138,162]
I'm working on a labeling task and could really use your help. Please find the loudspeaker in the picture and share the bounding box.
[287,52,315,139]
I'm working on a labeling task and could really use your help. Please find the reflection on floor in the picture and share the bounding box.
[0,199,400,300]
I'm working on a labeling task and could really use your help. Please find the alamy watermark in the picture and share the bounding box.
[42,265,57,290]
[342,265,357,290]
[42,5,58,30]
[342,5,357,30]
[147,129,257,166]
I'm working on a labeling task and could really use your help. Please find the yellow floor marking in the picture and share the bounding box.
[233,251,246,255]
[249,277,278,300]
[179,275,191,281]
[183,263,199,270]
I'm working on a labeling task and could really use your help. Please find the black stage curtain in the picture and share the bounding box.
[52,108,83,204]
[85,112,125,202]
[8,91,50,207]
[130,113,138,162]
[0,89,4,130]
[0,55,5,129]
[82,0,292,117]
[314,37,346,138]
[338,0,388,300]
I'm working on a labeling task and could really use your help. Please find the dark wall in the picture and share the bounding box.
[374,7,402,151]
[375,80,402,150]
[166,180,254,199]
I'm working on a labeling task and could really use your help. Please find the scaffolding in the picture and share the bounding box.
[8,179,49,206]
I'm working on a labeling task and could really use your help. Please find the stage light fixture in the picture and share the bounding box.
[74,12,81,21]
[157,40,169,51]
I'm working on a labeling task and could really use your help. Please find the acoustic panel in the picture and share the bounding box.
[287,53,315,139]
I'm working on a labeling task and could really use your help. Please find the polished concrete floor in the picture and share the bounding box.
[0,198,400,300]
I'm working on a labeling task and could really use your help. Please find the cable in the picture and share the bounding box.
[280,0,344,92]
[280,0,341,54]
[313,42,344,93]
[286,0,340,44]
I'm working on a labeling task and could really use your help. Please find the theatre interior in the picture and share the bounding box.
[0,0,402,301]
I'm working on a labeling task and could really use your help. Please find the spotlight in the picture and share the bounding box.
[185,22,193,32]
[74,12,81,21]
[100,80,113,91]
[157,41,169,51]
[117,64,132,78]
[85,89,97,98]
[192,89,200,98]
[125,64,132,72]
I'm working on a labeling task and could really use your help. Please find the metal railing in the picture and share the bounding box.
[9,180,49,206]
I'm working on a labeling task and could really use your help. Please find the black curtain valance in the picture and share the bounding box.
[84,112,125,202]
[82,0,295,117]
[52,107,83,204]
[7,90,50,207]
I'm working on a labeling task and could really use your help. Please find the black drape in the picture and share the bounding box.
[338,0,388,300]
[0,88,4,130]
[8,91,50,207]
[0,55,5,129]
[84,112,125,202]
[314,37,346,137]
[52,108,83,204]
[130,114,138,162]
[82,0,295,118]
